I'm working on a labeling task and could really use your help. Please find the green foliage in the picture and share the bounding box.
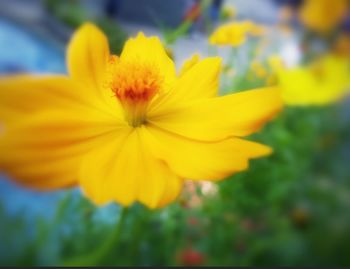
[96,18,127,55]
[44,0,127,54]
[45,0,86,29]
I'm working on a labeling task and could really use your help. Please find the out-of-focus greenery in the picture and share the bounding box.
[161,0,214,45]
[44,0,127,54]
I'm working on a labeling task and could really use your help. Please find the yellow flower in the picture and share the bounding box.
[209,24,246,47]
[277,54,350,105]
[245,21,268,37]
[209,21,250,47]
[333,33,350,57]
[209,21,267,47]
[265,55,285,85]
[0,23,282,208]
[250,60,268,79]
[267,55,285,72]
[299,0,349,33]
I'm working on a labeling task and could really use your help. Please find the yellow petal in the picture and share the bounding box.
[179,53,201,76]
[0,75,122,126]
[144,126,272,181]
[79,128,183,208]
[79,128,134,206]
[120,32,176,87]
[150,57,222,112]
[0,108,122,190]
[155,167,183,208]
[299,0,348,33]
[209,22,248,47]
[148,87,283,141]
[67,23,110,89]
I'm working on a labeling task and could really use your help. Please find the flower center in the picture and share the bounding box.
[107,56,163,127]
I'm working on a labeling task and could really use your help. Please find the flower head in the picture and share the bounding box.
[0,23,282,208]
[299,0,349,33]
[209,21,267,47]
[277,54,350,105]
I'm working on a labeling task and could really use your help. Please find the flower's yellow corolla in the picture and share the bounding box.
[209,21,266,47]
[277,54,350,105]
[0,23,282,208]
[299,0,349,33]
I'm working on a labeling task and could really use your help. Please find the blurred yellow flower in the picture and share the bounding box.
[267,55,285,71]
[0,23,282,208]
[245,21,268,36]
[333,33,350,57]
[277,54,350,105]
[265,55,285,86]
[299,0,349,33]
[209,21,265,47]
[210,22,247,47]
[250,60,268,78]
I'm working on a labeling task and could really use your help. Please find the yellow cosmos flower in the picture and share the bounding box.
[267,55,285,72]
[209,21,267,47]
[209,21,250,47]
[299,0,349,33]
[245,21,268,37]
[277,54,350,105]
[0,23,282,208]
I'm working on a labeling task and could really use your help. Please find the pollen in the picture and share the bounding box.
[106,55,164,127]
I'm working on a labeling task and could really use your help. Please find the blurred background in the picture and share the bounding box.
[0,0,349,266]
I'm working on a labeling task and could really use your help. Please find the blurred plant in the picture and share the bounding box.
[177,247,205,266]
[161,0,212,45]
[162,20,193,45]
[44,0,127,54]
[95,18,128,55]
[45,0,86,28]
[220,5,236,22]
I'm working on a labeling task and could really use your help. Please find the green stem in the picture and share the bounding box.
[228,47,238,70]
[164,20,193,45]
[222,47,238,93]
[63,207,129,266]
